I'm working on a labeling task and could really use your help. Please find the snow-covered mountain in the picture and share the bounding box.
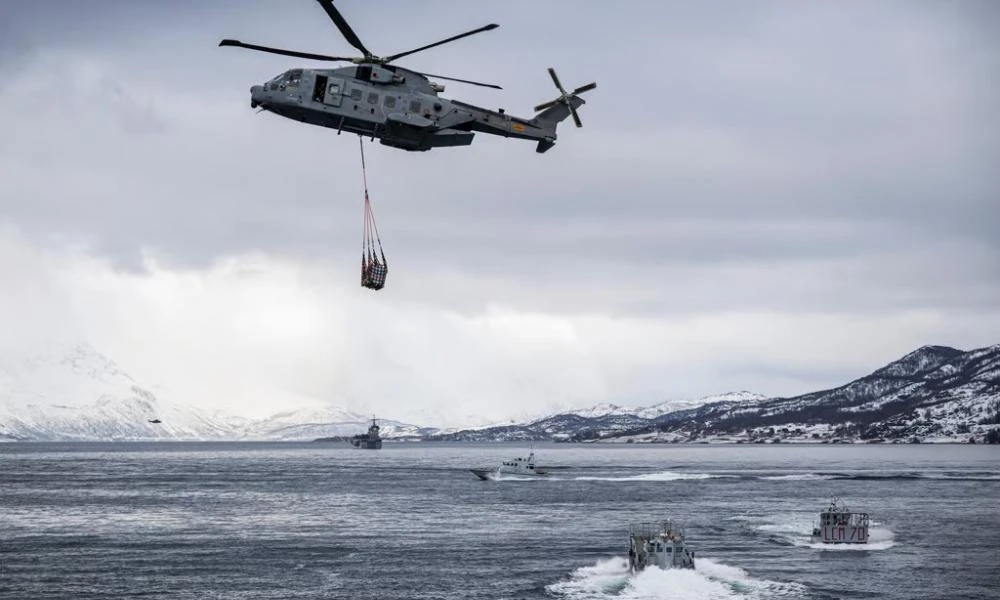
[428,345,1000,444]
[0,343,251,441]
[246,407,442,441]
[428,391,772,442]
[0,343,433,442]
[634,391,768,419]
[615,344,1000,444]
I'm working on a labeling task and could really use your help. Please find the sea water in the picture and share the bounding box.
[1,442,997,599]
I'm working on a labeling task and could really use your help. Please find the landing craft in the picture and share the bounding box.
[219,0,596,153]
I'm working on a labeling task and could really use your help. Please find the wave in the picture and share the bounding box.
[759,473,836,481]
[761,471,1000,482]
[571,472,740,482]
[480,469,1000,483]
[546,556,807,599]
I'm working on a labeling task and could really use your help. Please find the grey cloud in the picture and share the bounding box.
[1,0,997,316]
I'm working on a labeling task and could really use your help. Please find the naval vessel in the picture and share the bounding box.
[626,520,696,572]
[810,497,869,544]
[470,449,548,480]
[351,417,383,450]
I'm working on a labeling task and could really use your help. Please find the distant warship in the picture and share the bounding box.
[351,417,383,450]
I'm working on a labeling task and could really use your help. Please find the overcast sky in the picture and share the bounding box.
[1,1,997,427]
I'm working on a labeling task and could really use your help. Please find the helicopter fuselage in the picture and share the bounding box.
[249,64,581,153]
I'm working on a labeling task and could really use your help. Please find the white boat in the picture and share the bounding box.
[810,497,870,544]
[470,449,548,480]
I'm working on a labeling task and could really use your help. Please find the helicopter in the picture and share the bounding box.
[219,0,596,153]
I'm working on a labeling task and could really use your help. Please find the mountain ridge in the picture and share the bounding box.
[1,342,998,443]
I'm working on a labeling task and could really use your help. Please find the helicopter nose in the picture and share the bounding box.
[250,85,264,109]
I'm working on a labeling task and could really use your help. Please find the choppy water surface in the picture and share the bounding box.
[1,443,997,599]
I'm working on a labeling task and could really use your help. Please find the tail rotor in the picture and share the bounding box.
[533,67,597,128]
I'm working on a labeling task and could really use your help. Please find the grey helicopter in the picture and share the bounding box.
[219,0,596,153]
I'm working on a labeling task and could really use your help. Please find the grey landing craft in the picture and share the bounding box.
[810,497,870,544]
[627,520,696,573]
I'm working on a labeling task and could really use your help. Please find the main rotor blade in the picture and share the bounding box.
[417,71,502,90]
[548,67,567,94]
[383,23,499,63]
[569,104,582,128]
[533,99,560,112]
[219,39,353,62]
[573,82,598,95]
[315,0,372,57]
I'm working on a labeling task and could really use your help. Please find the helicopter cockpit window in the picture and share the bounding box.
[267,71,288,88]
[287,69,302,87]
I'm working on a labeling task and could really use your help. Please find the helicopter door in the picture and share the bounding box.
[321,77,344,107]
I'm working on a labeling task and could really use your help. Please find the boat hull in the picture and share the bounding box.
[469,468,547,480]
[351,439,382,449]
[811,525,869,543]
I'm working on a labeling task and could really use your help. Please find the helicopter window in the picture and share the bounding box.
[328,83,341,96]
[350,88,363,101]
[312,75,328,102]
[384,96,396,108]
[356,65,372,81]
[367,92,378,104]
[409,100,421,113]
[287,69,302,87]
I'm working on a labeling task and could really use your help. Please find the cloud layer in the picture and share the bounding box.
[1,1,997,426]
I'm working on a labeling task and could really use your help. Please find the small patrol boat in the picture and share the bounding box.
[810,497,869,544]
[626,520,696,572]
[350,417,383,450]
[470,449,548,480]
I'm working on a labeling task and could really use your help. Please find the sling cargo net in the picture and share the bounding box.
[359,138,387,290]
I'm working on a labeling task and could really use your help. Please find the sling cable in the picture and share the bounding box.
[359,136,387,290]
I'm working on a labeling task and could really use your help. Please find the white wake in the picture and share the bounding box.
[547,556,807,599]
